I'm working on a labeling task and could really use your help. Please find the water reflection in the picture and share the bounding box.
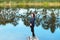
[0,8,19,26]
[0,8,60,33]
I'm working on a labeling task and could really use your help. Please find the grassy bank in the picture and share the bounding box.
[0,2,60,8]
[0,0,60,2]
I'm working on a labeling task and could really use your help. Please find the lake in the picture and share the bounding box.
[0,8,60,40]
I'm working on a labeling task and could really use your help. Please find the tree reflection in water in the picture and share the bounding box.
[0,8,60,33]
[0,8,19,26]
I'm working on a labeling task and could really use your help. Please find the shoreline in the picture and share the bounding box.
[0,2,60,8]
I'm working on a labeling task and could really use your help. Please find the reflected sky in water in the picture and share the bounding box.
[0,8,60,40]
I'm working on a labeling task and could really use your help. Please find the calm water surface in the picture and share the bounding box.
[0,8,60,40]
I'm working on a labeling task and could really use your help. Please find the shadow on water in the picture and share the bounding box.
[0,8,60,33]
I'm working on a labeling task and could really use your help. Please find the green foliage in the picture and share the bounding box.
[0,0,60,2]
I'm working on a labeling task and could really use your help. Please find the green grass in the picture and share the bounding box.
[0,0,60,2]
[0,0,60,8]
[0,2,60,8]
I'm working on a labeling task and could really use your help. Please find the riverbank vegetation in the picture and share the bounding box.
[0,0,60,8]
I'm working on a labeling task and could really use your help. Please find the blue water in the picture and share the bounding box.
[0,19,60,40]
[0,8,60,40]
